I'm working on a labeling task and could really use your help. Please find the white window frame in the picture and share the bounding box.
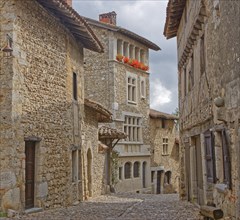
[162,138,169,155]
[123,115,142,143]
[126,72,138,104]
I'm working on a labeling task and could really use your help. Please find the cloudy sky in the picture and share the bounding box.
[73,0,178,114]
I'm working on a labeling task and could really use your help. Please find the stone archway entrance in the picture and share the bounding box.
[87,149,92,197]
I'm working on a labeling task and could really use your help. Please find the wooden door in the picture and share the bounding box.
[25,141,35,209]
[142,162,146,188]
[156,171,161,194]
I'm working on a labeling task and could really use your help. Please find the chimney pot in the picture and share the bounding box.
[99,11,117,25]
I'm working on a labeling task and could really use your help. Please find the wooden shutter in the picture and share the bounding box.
[204,131,216,183]
[222,129,231,189]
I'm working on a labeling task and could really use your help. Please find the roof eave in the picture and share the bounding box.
[36,0,104,53]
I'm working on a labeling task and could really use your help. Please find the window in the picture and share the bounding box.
[124,162,131,179]
[133,162,140,177]
[119,167,122,180]
[184,67,187,96]
[162,119,166,128]
[123,42,128,57]
[164,171,171,184]
[140,49,145,63]
[135,47,140,61]
[127,76,137,103]
[124,116,142,142]
[129,45,134,59]
[200,35,205,74]
[73,72,77,101]
[117,39,123,54]
[72,150,77,182]
[162,138,169,155]
[140,78,146,98]
[204,131,216,183]
[221,129,231,188]
[188,54,194,91]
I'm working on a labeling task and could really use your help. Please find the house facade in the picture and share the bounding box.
[164,0,240,218]
[149,109,180,194]
[0,0,104,213]
[84,12,160,193]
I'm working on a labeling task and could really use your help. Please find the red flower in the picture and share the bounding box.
[123,57,129,63]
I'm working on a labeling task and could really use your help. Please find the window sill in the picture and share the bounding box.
[127,101,137,105]
[215,183,228,194]
[162,154,169,156]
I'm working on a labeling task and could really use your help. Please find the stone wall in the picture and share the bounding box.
[82,106,107,199]
[149,117,180,194]
[177,0,240,218]
[84,24,152,192]
[0,0,85,211]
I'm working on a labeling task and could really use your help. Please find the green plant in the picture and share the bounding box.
[111,150,119,185]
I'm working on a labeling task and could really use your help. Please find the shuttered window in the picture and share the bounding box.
[204,131,216,183]
[222,129,231,188]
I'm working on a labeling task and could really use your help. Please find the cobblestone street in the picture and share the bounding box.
[4,193,203,220]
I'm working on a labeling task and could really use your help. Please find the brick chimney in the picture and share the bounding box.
[63,0,72,7]
[99,11,117,25]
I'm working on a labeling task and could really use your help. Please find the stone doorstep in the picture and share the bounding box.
[24,207,43,215]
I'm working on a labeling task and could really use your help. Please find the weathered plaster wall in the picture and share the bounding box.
[0,0,84,211]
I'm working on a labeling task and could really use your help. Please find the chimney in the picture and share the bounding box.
[99,11,117,25]
[63,0,72,7]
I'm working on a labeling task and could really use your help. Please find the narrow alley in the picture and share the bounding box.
[5,193,202,220]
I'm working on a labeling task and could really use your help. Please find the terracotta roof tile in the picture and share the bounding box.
[36,0,104,52]
[99,126,127,140]
[149,109,179,120]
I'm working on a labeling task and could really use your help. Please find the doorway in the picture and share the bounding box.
[142,162,146,188]
[25,141,35,209]
[156,171,162,194]
[87,149,92,197]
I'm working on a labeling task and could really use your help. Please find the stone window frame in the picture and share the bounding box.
[126,72,138,105]
[133,161,140,178]
[123,115,142,143]
[124,162,132,179]
[162,138,169,155]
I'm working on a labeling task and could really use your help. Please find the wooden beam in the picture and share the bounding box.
[200,206,224,219]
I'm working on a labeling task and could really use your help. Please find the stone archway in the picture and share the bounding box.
[87,149,92,197]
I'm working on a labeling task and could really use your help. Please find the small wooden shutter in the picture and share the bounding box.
[222,129,231,188]
[204,131,216,183]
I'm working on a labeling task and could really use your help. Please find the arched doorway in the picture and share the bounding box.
[87,149,92,197]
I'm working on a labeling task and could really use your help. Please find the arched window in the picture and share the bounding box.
[133,162,140,177]
[124,162,131,179]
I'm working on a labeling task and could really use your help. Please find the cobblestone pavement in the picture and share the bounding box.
[3,193,203,220]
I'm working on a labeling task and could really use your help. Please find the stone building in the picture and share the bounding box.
[84,12,160,193]
[0,0,106,213]
[83,99,126,199]
[149,109,180,194]
[164,0,240,218]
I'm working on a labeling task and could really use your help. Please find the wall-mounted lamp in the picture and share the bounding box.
[1,34,13,56]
